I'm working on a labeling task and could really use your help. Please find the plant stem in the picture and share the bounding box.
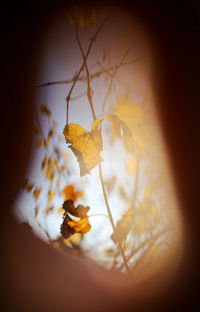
[88,213,109,218]
[64,18,107,125]
[76,22,130,273]
[35,59,140,88]
[99,163,130,273]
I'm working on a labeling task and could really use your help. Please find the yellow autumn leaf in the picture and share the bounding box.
[62,185,83,202]
[33,188,41,200]
[107,99,149,156]
[40,105,51,117]
[56,207,63,215]
[126,156,137,175]
[48,190,54,202]
[63,120,103,176]
[111,207,133,246]
[35,139,42,149]
[48,127,56,137]
[34,206,38,216]
[68,217,91,234]
[22,178,34,192]
[44,138,49,148]
[33,124,40,135]
[43,167,54,181]
[45,206,53,215]
[41,155,47,169]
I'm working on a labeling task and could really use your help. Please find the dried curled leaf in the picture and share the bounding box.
[22,178,34,192]
[107,99,149,156]
[61,200,91,239]
[35,139,42,149]
[40,105,51,117]
[63,120,103,176]
[33,125,40,135]
[62,199,90,218]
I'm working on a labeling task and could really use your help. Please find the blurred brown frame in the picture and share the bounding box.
[1,0,199,311]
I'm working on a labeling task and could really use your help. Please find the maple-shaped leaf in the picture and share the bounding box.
[61,200,91,239]
[107,100,149,156]
[63,120,103,176]
[111,207,133,247]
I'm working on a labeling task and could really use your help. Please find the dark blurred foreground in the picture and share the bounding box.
[1,1,199,311]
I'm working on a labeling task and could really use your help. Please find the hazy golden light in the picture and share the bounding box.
[14,6,182,287]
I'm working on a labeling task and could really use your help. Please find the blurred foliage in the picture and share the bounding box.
[21,7,179,276]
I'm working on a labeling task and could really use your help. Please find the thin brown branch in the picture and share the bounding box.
[35,59,140,88]
[119,227,170,271]
[35,113,45,140]
[126,158,140,233]
[70,92,86,101]
[75,24,96,120]
[75,22,130,273]
[65,17,107,125]
[101,46,134,111]
[99,163,130,273]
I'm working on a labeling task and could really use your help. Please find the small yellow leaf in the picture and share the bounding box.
[63,120,103,176]
[68,217,91,234]
[35,206,38,216]
[111,207,133,246]
[52,241,60,249]
[48,127,56,137]
[33,125,40,135]
[33,188,41,200]
[107,99,149,156]
[45,206,53,215]
[43,167,54,181]
[40,105,51,117]
[22,179,34,192]
[35,139,42,149]
[41,155,47,169]
[126,156,137,175]
[44,138,49,148]
[56,207,63,215]
[48,190,54,202]
[62,185,83,202]
[56,180,60,188]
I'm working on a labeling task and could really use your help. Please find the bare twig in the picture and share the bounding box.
[88,213,109,218]
[70,92,86,101]
[101,46,134,111]
[99,163,130,273]
[75,24,96,120]
[35,113,45,140]
[119,227,169,271]
[64,17,107,125]
[126,158,140,235]
[35,59,140,88]
[75,23,130,273]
